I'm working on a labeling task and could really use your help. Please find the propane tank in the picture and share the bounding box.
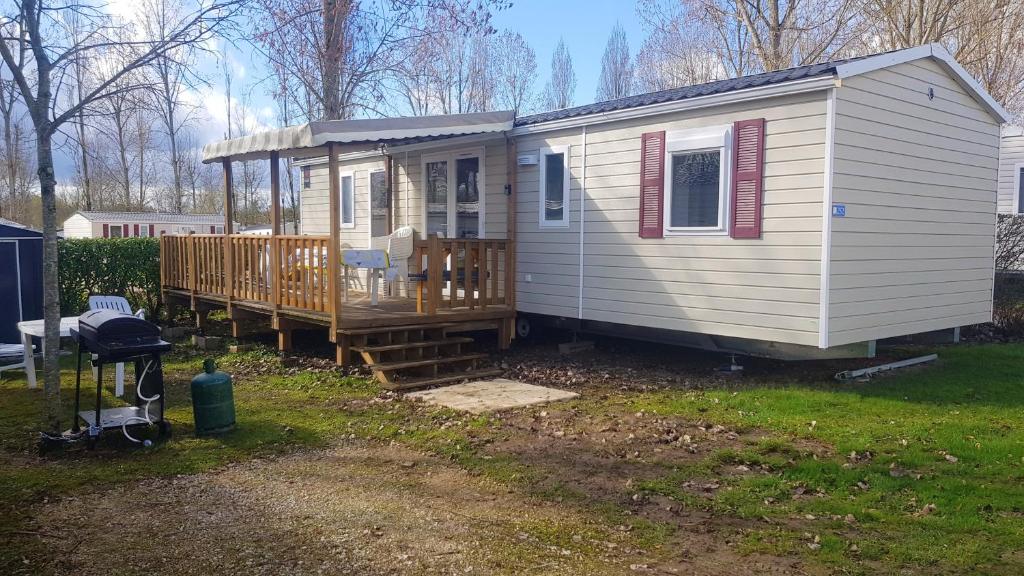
[190,359,236,436]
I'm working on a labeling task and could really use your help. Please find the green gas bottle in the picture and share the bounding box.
[191,359,236,436]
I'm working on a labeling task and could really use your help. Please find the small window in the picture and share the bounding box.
[539,145,570,227]
[664,125,731,234]
[109,225,122,238]
[215,225,224,234]
[302,165,311,189]
[139,224,150,237]
[341,171,354,228]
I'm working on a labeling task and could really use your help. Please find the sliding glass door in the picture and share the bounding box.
[422,149,484,239]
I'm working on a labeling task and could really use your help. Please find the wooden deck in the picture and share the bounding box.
[160,234,515,365]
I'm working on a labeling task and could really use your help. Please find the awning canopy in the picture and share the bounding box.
[202,110,515,163]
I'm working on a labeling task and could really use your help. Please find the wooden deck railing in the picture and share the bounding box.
[414,236,511,315]
[160,234,512,317]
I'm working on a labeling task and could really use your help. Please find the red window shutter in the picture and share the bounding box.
[638,131,666,239]
[149,224,155,236]
[122,224,129,237]
[102,224,109,238]
[133,224,139,236]
[210,225,215,233]
[730,118,766,239]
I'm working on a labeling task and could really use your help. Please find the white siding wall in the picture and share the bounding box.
[299,140,508,243]
[517,91,829,347]
[998,130,1024,214]
[62,214,92,238]
[300,156,386,248]
[829,58,999,346]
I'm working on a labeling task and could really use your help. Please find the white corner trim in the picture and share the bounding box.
[578,126,587,320]
[819,88,836,349]
[538,144,571,228]
[835,43,1012,124]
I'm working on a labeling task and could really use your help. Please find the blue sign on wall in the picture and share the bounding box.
[832,204,846,217]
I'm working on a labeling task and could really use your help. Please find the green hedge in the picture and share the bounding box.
[59,238,161,318]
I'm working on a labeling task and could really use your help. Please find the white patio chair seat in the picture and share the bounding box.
[88,295,145,397]
[0,343,30,376]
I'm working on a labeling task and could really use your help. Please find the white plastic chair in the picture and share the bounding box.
[370,226,415,296]
[0,343,30,377]
[88,295,145,397]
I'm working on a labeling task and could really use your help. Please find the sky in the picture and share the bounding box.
[54,1,647,181]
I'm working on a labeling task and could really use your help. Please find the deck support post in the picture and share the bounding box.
[336,334,351,366]
[327,142,341,344]
[195,309,209,331]
[222,158,235,315]
[278,324,292,352]
[269,151,282,310]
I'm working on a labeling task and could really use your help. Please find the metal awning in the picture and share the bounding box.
[202,110,514,163]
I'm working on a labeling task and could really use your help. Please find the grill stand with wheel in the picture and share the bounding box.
[70,310,172,449]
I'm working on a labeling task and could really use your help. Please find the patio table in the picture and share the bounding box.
[16,316,78,389]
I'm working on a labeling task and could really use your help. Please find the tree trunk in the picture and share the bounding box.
[35,123,61,434]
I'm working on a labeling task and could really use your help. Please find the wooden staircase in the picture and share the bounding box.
[347,323,502,391]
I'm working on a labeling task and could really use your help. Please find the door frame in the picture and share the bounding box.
[0,240,23,340]
[420,147,486,239]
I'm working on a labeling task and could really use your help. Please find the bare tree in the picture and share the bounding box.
[142,0,199,214]
[636,0,724,91]
[660,0,861,76]
[0,43,37,223]
[491,30,537,114]
[0,0,242,435]
[863,0,1024,119]
[542,37,575,110]
[252,0,503,121]
[596,22,633,101]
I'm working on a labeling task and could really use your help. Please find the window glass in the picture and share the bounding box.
[455,157,480,238]
[215,226,224,234]
[425,160,448,237]
[109,225,122,238]
[370,170,388,237]
[544,152,565,223]
[139,225,150,237]
[341,174,354,226]
[1018,167,1024,214]
[669,151,721,228]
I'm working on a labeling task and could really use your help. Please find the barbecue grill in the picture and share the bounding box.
[71,309,173,447]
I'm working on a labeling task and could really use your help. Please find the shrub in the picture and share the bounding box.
[59,238,161,318]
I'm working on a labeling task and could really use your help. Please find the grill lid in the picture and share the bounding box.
[77,309,160,343]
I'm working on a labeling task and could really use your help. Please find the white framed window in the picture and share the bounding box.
[214,225,225,234]
[663,124,732,235]
[539,145,570,228]
[340,171,355,228]
[109,225,122,238]
[139,224,150,237]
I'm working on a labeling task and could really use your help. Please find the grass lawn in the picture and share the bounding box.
[1,336,1023,575]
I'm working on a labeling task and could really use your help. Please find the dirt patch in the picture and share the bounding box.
[481,400,829,575]
[29,437,818,576]
[34,442,636,576]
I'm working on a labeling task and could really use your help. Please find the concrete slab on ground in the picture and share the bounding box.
[406,379,578,413]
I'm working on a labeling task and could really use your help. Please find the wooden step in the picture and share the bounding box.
[340,322,457,336]
[369,353,489,373]
[352,337,474,354]
[385,367,504,391]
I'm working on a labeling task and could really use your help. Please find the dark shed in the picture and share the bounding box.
[0,217,42,343]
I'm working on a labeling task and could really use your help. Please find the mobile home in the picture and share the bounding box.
[163,43,1007,380]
